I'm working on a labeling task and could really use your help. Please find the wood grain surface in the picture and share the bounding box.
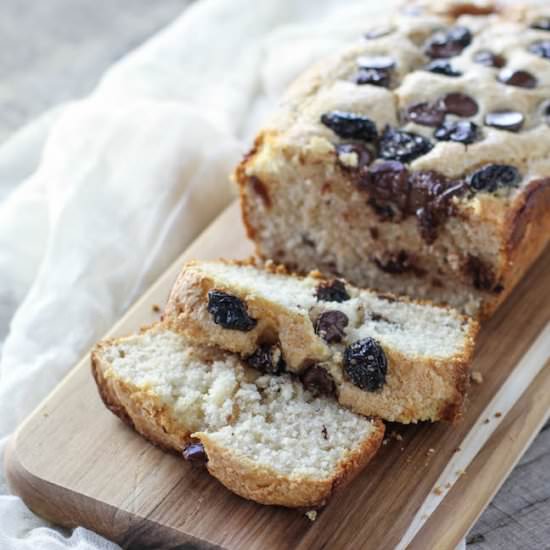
[4,201,550,550]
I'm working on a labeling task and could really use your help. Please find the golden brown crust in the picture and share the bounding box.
[474,178,550,319]
[91,342,190,454]
[165,260,479,423]
[235,132,274,243]
[91,336,384,509]
[197,420,384,509]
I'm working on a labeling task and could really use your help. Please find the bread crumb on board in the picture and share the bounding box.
[433,486,444,496]
[471,371,483,384]
[152,304,161,314]
[495,411,502,418]
[305,510,318,522]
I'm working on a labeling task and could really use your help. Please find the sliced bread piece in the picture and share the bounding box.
[164,260,479,423]
[91,323,384,509]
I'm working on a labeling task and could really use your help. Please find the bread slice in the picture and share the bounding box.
[164,260,479,423]
[91,324,384,509]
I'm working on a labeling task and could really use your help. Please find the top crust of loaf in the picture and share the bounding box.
[234,1,550,319]
[91,324,384,508]
[165,260,478,423]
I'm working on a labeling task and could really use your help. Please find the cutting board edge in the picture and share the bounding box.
[4,421,224,550]
[409,359,550,549]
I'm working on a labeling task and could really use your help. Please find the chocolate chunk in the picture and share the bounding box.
[498,68,537,89]
[314,310,349,344]
[473,50,506,68]
[321,111,378,141]
[183,442,208,465]
[363,161,410,212]
[370,312,392,323]
[406,102,446,127]
[469,164,521,193]
[300,365,336,396]
[438,92,478,117]
[434,120,479,144]
[355,68,391,87]
[354,55,394,87]
[374,250,426,276]
[362,161,467,242]
[301,234,316,248]
[528,40,550,59]
[316,280,350,303]
[336,143,372,171]
[408,170,457,211]
[410,172,466,244]
[246,344,286,375]
[424,59,462,77]
[343,338,388,392]
[367,200,395,221]
[379,126,433,163]
[207,290,257,331]
[424,26,472,58]
[357,55,395,70]
[250,176,271,208]
[416,206,440,244]
[484,111,524,132]
[530,17,550,31]
[464,255,496,291]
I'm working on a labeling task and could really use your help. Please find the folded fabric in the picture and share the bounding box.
[0,0,402,548]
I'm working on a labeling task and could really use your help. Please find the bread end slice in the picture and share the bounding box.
[91,324,384,508]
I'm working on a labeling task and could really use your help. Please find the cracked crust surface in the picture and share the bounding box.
[165,260,478,423]
[235,1,550,319]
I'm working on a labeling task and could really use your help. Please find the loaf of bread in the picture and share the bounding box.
[235,1,550,318]
[164,260,478,423]
[91,324,384,509]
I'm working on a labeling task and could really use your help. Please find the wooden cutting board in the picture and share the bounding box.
[5,201,550,550]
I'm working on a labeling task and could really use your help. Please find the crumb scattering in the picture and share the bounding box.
[495,411,502,418]
[471,371,483,384]
[433,485,444,496]
[483,418,490,424]
[152,304,161,314]
[389,430,404,441]
[306,510,317,522]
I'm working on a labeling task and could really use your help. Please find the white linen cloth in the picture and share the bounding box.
[0,0,543,548]
[0,0,402,547]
